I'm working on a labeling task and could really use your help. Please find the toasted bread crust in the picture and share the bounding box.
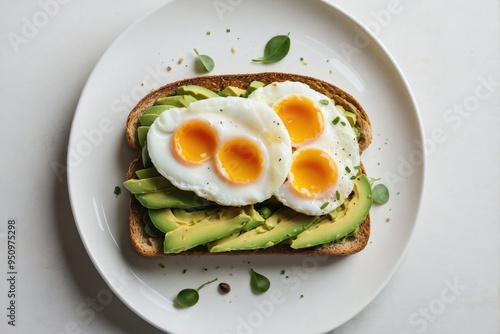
[125,72,372,257]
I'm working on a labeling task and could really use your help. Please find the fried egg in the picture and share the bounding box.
[249,81,360,216]
[147,97,292,206]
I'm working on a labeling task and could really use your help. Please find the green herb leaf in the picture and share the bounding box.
[332,116,340,125]
[175,278,218,308]
[372,184,390,204]
[258,207,273,219]
[250,269,270,293]
[194,49,215,72]
[175,288,199,307]
[252,33,291,64]
[320,202,329,209]
[320,99,329,105]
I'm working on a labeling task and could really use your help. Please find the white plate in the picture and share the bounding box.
[68,0,425,333]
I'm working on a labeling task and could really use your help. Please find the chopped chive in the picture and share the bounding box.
[350,175,356,180]
[335,191,340,201]
[332,116,340,125]
[320,99,329,105]
[226,28,231,33]
[320,202,329,209]
[345,166,351,173]
[341,121,346,126]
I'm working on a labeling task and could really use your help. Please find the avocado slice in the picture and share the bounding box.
[335,105,356,127]
[290,174,372,249]
[135,166,161,179]
[176,85,219,99]
[150,205,263,236]
[208,207,318,252]
[243,80,265,98]
[163,208,251,253]
[123,176,172,194]
[141,141,152,168]
[142,105,174,116]
[143,212,164,237]
[137,126,149,147]
[344,111,356,127]
[241,205,266,231]
[148,208,194,233]
[139,114,159,126]
[135,188,211,209]
[218,86,246,97]
[155,94,198,107]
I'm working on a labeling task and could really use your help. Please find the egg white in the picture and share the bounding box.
[147,96,292,206]
[249,81,360,215]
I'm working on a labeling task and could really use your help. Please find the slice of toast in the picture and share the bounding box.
[125,72,372,257]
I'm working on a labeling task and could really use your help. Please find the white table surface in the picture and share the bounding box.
[1,0,498,333]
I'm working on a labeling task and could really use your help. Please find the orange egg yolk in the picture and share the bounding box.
[216,138,264,184]
[171,120,218,165]
[289,148,338,198]
[274,95,324,147]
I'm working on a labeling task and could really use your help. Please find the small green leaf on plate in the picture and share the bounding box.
[250,269,270,293]
[175,277,218,308]
[194,49,215,72]
[252,33,291,64]
[372,183,390,205]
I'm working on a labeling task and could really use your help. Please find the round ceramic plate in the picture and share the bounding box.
[67,0,425,333]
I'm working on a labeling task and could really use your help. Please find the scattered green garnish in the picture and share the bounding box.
[193,49,215,72]
[320,99,329,105]
[226,28,231,33]
[345,166,351,173]
[320,202,329,209]
[341,121,346,126]
[250,269,270,294]
[258,207,273,219]
[252,33,291,64]
[335,191,340,201]
[280,270,285,275]
[206,31,211,35]
[114,186,121,196]
[372,184,390,205]
[175,278,218,308]
[332,116,340,125]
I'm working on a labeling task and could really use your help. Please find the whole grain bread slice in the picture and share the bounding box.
[125,72,372,257]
